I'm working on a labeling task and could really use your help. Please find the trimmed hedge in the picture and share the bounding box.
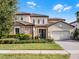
[16,34,32,40]
[15,40,49,44]
[0,39,17,44]
[7,35,16,38]
[0,39,53,44]
[7,34,32,40]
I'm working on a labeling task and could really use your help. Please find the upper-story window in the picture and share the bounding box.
[38,19,40,24]
[43,19,44,24]
[21,16,23,20]
[33,19,35,24]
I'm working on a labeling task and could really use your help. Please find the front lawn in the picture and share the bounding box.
[0,54,69,59]
[0,43,63,50]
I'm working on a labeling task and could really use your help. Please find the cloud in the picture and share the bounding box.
[53,4,64,12]
[53,4,72,12]
[76,3,79,7]
[26,1,37,8]
[63,6,72,11]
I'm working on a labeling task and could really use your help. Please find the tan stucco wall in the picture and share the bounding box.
[48,22,74,32]
[10,22,33,35]
[30,17,48,25]
[15,15,31,22]
[48,22,74,39]
[10,22,48,39]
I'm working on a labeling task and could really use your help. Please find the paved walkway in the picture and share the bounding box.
[0,50,68,54]
[55,40,79,59]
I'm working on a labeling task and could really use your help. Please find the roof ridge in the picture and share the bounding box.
[16,12,48,17]
[49,18,65,20]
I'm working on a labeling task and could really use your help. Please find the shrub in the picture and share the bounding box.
[26,39,46,43]
[15,40,27,44]
[47,39,53,43]
[0,38,54,44]
[7,35,16,38]
[73,29,79,40]
[0,39,17,44]
[15,39,48,43]
[35,35,39,39]
[16,34,32,40]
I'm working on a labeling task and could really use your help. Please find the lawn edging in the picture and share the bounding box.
[0,54,70,59]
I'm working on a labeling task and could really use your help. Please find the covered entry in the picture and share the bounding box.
[39,29,46,39]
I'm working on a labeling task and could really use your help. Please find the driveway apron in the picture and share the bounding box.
[55,40,79,59]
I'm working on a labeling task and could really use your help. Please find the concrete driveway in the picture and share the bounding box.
[55,40,79,59]
[56,40,79,50]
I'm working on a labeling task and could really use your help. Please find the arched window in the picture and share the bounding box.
[38,19,40,24]
[21,16,23,20]
[33,19,35,24]
[43,19,44,24]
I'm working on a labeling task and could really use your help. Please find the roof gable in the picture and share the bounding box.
[48,21,74,28]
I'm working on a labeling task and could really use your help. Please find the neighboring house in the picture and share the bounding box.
[10,12,74,40]
[70,21,79,29]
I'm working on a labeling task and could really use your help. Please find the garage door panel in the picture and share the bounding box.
[52,31,70,40]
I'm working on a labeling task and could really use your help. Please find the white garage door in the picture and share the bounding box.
[52,31,70,40]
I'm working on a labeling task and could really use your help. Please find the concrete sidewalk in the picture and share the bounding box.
[0,50,68,54]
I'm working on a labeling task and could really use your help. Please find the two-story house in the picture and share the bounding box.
[10,12,48,39]
[10,12,74,40]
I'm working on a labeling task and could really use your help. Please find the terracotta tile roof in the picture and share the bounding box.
[48,18,65,21]
[35,24,48,27]
[30,13,49,17]
[16,12,30,15]
[14,21,34,26]
[16,12,48,17]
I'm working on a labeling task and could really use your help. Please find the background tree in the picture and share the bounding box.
[77,11,79,22]
[73,11,79,40]
[0,0,17,38]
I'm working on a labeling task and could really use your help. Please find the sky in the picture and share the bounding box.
[18,0,79,23]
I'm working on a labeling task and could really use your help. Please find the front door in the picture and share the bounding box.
[39,29,46,39]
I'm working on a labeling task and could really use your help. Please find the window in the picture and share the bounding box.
[33,19,35,24]
[15,28,20,34]
[21,16,23,20]
[38,19,40,24]
[59,24,62,27]
[43,19,44,24]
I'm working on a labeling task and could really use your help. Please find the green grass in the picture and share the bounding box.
[0,54,69,59]
[0,43,63,50]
